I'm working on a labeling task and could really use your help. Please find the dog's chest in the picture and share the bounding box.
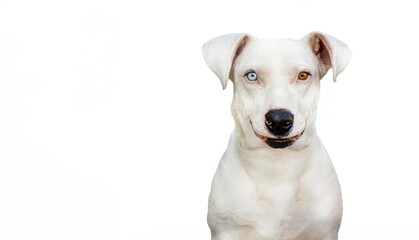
[242,183,313,236]
[208,142,341,239]
[209,179,317,239]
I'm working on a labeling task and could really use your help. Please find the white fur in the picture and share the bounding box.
[202,32,351,240]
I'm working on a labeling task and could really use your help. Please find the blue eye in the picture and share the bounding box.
[246,72,258,81]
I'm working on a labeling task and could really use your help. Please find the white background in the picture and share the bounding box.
[1,0,418,239]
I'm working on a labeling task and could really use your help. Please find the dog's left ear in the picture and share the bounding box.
[302,32,351,82]
[202,33,253,89]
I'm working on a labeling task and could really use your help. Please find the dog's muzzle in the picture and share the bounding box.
[251,121,304,149]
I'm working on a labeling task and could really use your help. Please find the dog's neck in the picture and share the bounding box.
[229,124,319,182]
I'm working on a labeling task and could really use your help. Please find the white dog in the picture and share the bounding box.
[202,32,351,240]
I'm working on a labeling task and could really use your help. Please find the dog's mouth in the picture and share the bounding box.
[250,121,304,149]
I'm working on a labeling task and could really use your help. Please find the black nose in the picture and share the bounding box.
[265,109,294,137]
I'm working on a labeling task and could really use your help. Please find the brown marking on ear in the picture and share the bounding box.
[232,36,250,66]
[309,33,333,76]
[229,36,251,80]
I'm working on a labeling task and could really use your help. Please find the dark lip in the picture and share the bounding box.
[250,121,304,149]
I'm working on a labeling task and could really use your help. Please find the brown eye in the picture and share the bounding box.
[298,72,310,81]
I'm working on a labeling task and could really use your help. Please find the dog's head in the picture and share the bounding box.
[202,32,351,149]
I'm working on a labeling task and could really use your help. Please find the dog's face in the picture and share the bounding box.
[203,32,351,149]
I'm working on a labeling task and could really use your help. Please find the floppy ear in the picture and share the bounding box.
[302,32,351,82]
[202,33,253,89]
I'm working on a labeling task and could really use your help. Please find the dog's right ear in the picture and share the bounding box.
[202,33,252,90]
[302,32,351,82]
